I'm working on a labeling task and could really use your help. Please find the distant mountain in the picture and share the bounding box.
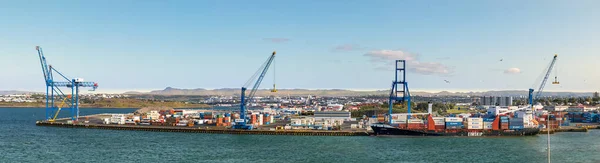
[123,87,388,96]
[123,87,596,97]
[0,91,42,95]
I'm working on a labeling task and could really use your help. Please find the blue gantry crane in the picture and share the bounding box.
[233,51,277,129]
[36,46,98,121]
[528,54,559,107]
[389,60,412,124]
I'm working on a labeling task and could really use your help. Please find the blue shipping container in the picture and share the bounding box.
[446,122,463,126]
[509,126,524,129]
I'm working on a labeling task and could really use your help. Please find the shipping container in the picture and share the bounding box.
[483,118,495,122]
[509,126,524,129]
[466,118,483,122]
[466,122,483,125]
[408,119,424,123]
[446,122,463,126]
[445,118,462,122]
[446,125,463,129]
[467,125,483,129]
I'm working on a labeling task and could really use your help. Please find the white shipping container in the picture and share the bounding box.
[432,117,445,122]
[392,120,407,124]
[467,122,483,125]
[467,125,483,129]
[466,118,483,122]
[392,114,408,121]
[433,117,445,125]
[445,118,463,122]
[408,119,424,123]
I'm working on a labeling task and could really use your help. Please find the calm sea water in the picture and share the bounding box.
[1,108,599,163]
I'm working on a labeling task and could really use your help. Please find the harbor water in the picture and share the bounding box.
[1,108,600,163]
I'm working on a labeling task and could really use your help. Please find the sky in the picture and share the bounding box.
[1,0,599,93]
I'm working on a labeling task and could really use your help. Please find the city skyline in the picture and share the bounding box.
[2,1,600,93]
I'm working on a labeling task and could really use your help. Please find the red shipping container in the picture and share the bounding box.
[407,123,425,129]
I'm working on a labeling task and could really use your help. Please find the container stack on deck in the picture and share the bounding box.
[432,117,445,130]
[445,117,463,129]
[483,118,494,129]
[466,118,483,130]
[500,116,509,129]
[509,118,524,129]
[407,119,424,129]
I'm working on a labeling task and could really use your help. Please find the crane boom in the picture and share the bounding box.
[529,54,558,106]
[245,51,276,106]
[235,51,276,129]
[535,54,558,100]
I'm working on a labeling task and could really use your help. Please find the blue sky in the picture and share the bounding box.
[1,0,599,93]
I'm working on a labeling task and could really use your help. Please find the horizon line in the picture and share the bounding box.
[2,88,597,94]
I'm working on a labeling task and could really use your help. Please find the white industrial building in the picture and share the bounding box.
[481,96,513,106]
[314,111,351,121]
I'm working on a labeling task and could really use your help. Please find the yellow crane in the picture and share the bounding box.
[48,95,71,122]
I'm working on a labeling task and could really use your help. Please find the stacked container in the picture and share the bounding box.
[483,118,495,129]
[583,113,598,123]
[377,115,385,123]
[250,114,257,125]
[500,116,509,129]
[569,112,583,123]
[444,117,463,129]
[204,112,213,119]
[466,118,483,129]
[432,117,445,129]
[509,118,524,130]
[407,119,424,129]
[264,113,270,125]
[216,116,223,126]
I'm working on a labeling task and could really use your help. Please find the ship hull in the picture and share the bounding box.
[371,124,540,137]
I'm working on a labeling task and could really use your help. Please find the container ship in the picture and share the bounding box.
[371,114,541,137]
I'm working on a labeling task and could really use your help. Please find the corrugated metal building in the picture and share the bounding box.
[314,111,351,121]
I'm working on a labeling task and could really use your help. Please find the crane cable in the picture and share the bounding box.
[553,57,559,84]
[272,58,277,92]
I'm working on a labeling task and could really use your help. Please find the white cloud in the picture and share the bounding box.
[333,44,362,52]
[364,50,452,76]
[364,50,418,61]
[504,68,521,74]
[263,38,290,43]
